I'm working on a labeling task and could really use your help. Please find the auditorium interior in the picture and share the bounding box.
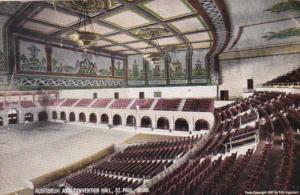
[0,0,300,194]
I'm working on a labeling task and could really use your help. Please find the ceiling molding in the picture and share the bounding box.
[187,0,231,83]
[220,43,300,61]
[6,0,217,57]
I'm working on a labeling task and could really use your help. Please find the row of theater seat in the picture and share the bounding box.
[263,67,300,87]
[40,91,299,194]
[0,101,36,109]
[40,97,215,112]
[147,91,299,194]
[93,160,173,179]
[42,136,201,194]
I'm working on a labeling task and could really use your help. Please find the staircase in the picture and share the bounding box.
[178,99,186,111]
[149,99,159,110]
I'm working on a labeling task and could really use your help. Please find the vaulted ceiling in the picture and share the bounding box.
[3,0,214,56]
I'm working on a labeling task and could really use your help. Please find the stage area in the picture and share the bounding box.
[0,122,135,194]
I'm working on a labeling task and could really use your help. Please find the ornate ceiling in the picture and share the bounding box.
[3,0,214,55]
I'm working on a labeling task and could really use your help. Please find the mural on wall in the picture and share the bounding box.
[265,0,300,13]
[76,53,97,75]
[52,47,76,74]
[95,55,112,77]
[192,49,209,83]
[263,28,300,40]
[128,55,145,85]
[114,59,124,77]
[263,1,300,40]
[169,50,187,84]
[20,41,47,72]
[148,58,166,85]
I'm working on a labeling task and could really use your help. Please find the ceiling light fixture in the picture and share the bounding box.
[64,0,117,48]
[136,27,168,64]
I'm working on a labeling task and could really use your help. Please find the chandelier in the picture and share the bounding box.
[136,27,168,64]
[63,0,117,48]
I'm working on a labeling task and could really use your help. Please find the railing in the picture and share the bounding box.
[130,132,212,194]
[261,82,300,88]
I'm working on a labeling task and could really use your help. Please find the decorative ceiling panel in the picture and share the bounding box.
[32,8,79,27]
[120,50,138,55]
[103,45,128,51]
[185,32,212,42]
[103,9,153,29]
[170,17,207,33]
[191,42,211,49]
[139,48,159,53]
[93,40,114,47]
[125,41,150,49]
[106,33,138,43]
[131,24,174,38]
[23,21,58,34]
[139,0,196,21]
[154,36,181,45]
[79,22,116,35]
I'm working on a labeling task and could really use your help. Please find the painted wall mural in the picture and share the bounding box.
[128,55,145,85]
[169,50,188,84]
[77,53,97,75]
[263,1,300,41]
[265,0,300,13]
[19,40,47,72]
[95,55,112,77]
[148,58,166,85]
[52,47,76,74]
[192,49,209,83]
[52,47,113,77]
[114,59,124,77]
[17,39,214,88]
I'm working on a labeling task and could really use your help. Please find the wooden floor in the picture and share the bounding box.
[0,122,135,195]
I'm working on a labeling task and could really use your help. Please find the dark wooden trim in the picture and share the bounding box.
[187,0,218,76]
[111,58,115,77]
[229,26,244,49]
[187,48,192,84]
[15,37,20,73]
[45,44,52,72]
[124,58,128,85]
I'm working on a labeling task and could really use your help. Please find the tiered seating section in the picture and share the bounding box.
[74,98,93,107]
[130,99,154,110]
[146,91,299,194]
[39,99,64,106]
[20,101,35,108]
[43,136,201,193]
[5,98,214,113]
[263,67,300,88]
[182,98,214,112]
[60,98,78,107]
[39,91,300,193]
[112,137,198,161]
[110,99,133,109]
[90,98,112,108]
[153,98,181,111]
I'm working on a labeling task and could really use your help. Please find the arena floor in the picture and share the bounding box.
[0,122,135,194]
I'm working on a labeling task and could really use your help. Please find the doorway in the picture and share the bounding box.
[8,108,18,124]
[220,90,229,101]
[247,79,254,89]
